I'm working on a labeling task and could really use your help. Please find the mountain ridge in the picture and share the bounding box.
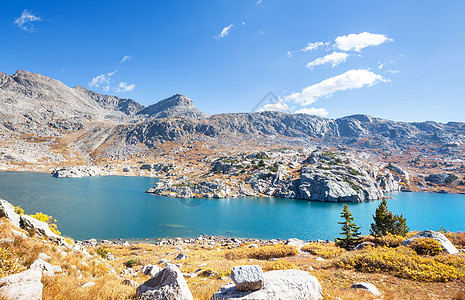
[1,69,464,151]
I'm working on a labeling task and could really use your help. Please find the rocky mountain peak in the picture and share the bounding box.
[137,94,209,119]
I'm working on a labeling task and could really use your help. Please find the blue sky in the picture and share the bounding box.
[1,1,465,122]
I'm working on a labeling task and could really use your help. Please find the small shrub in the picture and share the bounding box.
[13,205,24,216]
[446,232,465,248]
[225,245,298,260]
[198,268,231,279]
[301,243,344,259]
[125,259,137,268]
[409,238,443,256]
[248,245,298,260]
[333,246,463,282]
[0,247,25,277]
[363,234,404,247]
[96,247,109,259]
[347,167,363,176]
[445,174,459,184]
[29,212,61,236]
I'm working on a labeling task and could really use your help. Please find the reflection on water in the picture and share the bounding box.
[0,171,464,241]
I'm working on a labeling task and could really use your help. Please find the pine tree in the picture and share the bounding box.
[392,214,409,236]
[335,204,361,250]
[370,198,392,236]
[370,198,409,237]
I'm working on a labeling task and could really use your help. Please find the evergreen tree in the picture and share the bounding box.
[335,204,361,250]
[392,214,409,236]
[370,198,409,237]
[370,198,392,236]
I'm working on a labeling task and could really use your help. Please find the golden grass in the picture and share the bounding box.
[224,244,298,260]
[2,216,465,300]
[301,242,345,259]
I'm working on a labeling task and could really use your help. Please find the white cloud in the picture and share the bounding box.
[14,10,42,32]
[386,69,400,74]
[301,41,326,52]
[306,52,349,69]
[89,70,117,88]
[256,0,263,5]
[215,24,234,39]
[286,69,386,106]
[120,55,133,64]
[89,74,110,88]
[294,107,328,117]
[335,32,393,52]
[257,99,289,112]
[115,82,135,92]
[287,51,293,58]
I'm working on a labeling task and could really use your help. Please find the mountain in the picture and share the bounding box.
[1,69,464,154]
[137,94,209,119]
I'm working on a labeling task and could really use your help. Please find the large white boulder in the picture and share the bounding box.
[30,258,61,276]
[213,269,323,300]
[136,264,193,300]
[403,230,459,254]
[20,215,67,246]
[0,269,43,300]
[231,265,264,291]
[0,199,21,228]
[285,238,306,250]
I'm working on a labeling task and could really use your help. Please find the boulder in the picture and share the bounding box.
[403,230,459,254]
[231,265,264,291]
[82,282,95,288]
[0,269,43,300]
[353,242,376,250]
[122,279,138,287]
[141,265,162,278]
[212,269,323,300]
[20,215,67,246]
[285,238,306,250]
[175,253,188,260]
[0,199,21,228]
[350,282,381,296]
[38,253,51,261]
[136,264,193,300]
[30,258,60,276]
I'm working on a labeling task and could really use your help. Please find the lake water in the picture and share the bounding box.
[0,171,464,241]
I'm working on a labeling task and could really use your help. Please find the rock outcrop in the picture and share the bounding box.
[20,215,68,246]
[0,199,21,228]
[213,269,323,300]
[403,230,459,254]
[52,166,102,178]
[0,269,43,300]
[136,264,193,300]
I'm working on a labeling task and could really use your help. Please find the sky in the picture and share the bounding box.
[1,0,465,122]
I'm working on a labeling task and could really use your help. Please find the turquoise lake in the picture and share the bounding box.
[0,171,464,241]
